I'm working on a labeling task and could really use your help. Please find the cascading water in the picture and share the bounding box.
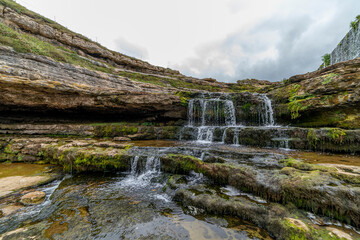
[258,94,275,126]
[182,93,277,145]
[185,94,238,143]
[121,155,161,188]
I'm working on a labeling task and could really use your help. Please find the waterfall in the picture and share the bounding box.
[121,155,161,188]
[197,126,215,143]
[131,156,139,175]
[182,93,276,144]
[233,128,239,146]
[224,100,237,126]
[258,94,274,126]
[188,99,194,126]
[221,128,228,143]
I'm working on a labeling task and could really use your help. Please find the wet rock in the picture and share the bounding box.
[128,133,146,140]
[286,218,309,232]
[326,227,353,240]
[161,154,360,228]
[0,176,51,198]
[174,188,340,240]
[113,137,131,141]
[20,191,46,205]
[0,204,23,216]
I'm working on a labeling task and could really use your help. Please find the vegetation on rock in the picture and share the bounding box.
[321,53,330,68]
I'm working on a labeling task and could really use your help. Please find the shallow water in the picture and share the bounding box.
[289,151,360,167]
[0,163,52,178]
[0,172,272,240]
[2,139,360,239]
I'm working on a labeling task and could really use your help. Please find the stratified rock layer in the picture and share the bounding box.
[0,46,186,122]
[268,59,360,128]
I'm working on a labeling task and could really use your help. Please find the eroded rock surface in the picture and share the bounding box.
[20,191,45,205]
[268,59,360,128]
[0,47,187,123]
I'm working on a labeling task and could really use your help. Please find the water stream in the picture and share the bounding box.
[2,93,359,239]
[182,93,285,146]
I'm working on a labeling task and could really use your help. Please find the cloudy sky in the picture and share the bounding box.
[17,0,360,82]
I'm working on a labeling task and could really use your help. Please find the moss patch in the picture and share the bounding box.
[0,22,112,73]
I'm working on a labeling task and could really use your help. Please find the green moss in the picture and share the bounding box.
[289,84,301,97]
[330,172,360,184]
[288,100,308,119]
[321,73,339,85]
[0,22,112,73]
[307,129,319,149]
[174,91,195,107]
[287,84,310,119]
[42,144,132,172]
[93,124,139,138]
[241,103,252,111]
[280,219,344,240]
[350,15,360,31]
[327,128,346,144]
[161,154,205,174]
[117,71,222,92]
[281,219,308,240]
[279,158,335,172]
[3,144,13,154]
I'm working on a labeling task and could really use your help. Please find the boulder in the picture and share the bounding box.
[113,137,131,141]
[20,191,46,205]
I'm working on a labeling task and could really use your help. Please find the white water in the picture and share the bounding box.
[258,94,275,126]
[184,93,276,144]
[121,156,161,188]
[233,128,239,146]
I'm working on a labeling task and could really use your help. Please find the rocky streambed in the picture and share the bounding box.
[1,93,360,240]
[0,1,360,238]
[0,137,360,240]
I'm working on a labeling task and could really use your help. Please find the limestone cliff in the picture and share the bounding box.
[268,58,360,128]
[0,0,360,129]
[0,45,186,122]
[0,0,230,123]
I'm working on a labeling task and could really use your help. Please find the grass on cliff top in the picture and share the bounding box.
[0,0,91,41]
[0,22,112,73]
[0,20,225,92]
[0,21,223,92]
[117,71,223,92]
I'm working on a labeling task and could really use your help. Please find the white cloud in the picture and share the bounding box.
[16,0,360,82]
[114,37,149,60]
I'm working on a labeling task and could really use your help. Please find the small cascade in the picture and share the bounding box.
[233,128,240,146]
[221,128,228,143]
[197,126,215,143]
[121,155,161,188]
[271,137,292,151]
[258,94,275,126]
[182,93,276,145]
[188,99,195,126]
[130,156,139,175]
[281,139,290,150]
[187,94,237,127]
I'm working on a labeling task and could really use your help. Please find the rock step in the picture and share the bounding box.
[160,154,360,228]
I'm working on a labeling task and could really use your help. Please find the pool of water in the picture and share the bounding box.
[0,163,53,179]
[0,171,272,240]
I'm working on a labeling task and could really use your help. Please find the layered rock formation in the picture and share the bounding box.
[268,59,360,128]
[0,46,186,122]
[0,1,231,123]
[0,2,179,76]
